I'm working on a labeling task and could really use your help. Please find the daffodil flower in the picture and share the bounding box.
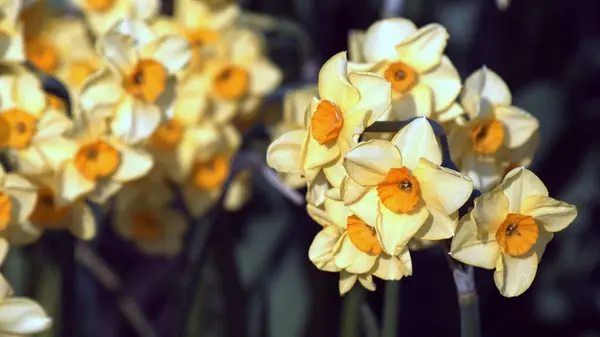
[0,166,36,235]
[0,245,52,335]
[448,67,539,191]
[348,19,463,122]
[79,19,191,144]
[0,0,25,61]
[342,118,473,255]
[308,188,412,295]
[113,174,188,256]
[0,66,73,175]
[70,0,160,36]
[451,167,577,297]
[267,51,391,189]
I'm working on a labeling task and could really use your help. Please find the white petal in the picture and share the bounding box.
[419,56,461,113]
[494,105,539,149]
[472,187,509,235]
[358,274,376,291]
[461,151,503,192]
[79,67,125,112]
[100,33,139,76]
[372,251,410,280]
[0,298,51,334]
[376,200,429,255]
[54,162,95,206]
[309,225,343,272]
[347,188,379,226]
[142,35,191,74]
[223,171,252,212]
[414,208,457,240]
[343,140,402,186]
[493,252,538,298]
[339,271,358,295]
[501,167,548,213]
[395,24,448,73]
[317,52,360,113]
[521,195,577,233]
[335,234,377,274]
[16,137,78,175]
[322,156,346,188]
[462,67,512,110]
[390,83,432,120]
[362,18,417,63]
[15,73,45,115]
[306,170,328,206]
[450,214,500,269]
[391,117,442,170]
[266,129,305,175]
[249,59,282,96]
[340,176,369,205]
[111,96,162,145]
[302,127,339,171]
[34,109,73,139]
[306,204,330,227]
[110,141,154,181]
[3,174,37,223]
[347,72,392,124]
[324,188,350,228]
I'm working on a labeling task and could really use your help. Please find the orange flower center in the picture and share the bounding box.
[131,210,161,241]
[47,94,65,111]
[125,59,167,102]
[213,65,250,100]
[470,118,504,154]
[74,141,120,182]
[495,213,539,257]
[0,192,12,231]
[0,109,38,150]
[377,167,421,213]
[346,215,382,255]
[85,0,114,11]
[148,119,185,150]
[384,62,417,93]
[29,189,71,228]
[68,61,96,87]
[186,28,220,46]
[310,100,344,145]
[25,38,59,74]
[192,155,230,190]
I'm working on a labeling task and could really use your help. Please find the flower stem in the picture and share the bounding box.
[339,287,364,337]
[452,266,480,337]
[381,281,401,337]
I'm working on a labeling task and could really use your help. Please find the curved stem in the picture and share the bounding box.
[339,287,364,337]
[381,281,401,337]
[452,266,480,337]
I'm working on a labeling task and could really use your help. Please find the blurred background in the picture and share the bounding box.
[4,0,600,336]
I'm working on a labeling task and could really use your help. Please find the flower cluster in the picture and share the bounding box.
[267,17,577,297]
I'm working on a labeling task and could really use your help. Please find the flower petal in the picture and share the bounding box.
[100,33,139,76]
[493,252,538,298]
[3,174,37,224]
[79,67,126,112]
[450,214,500,269]
[307,204,330,227]
[391,117,442,170]
[521,195,577,233]
[110,142,154,182]
[340,176,370,205]
[358,274,376,291]
[34,109,73,139]
[322,155,346,188]
[318,52,360,113]
[249,59,282,96]
[347,188,379,226]
[461,151,503,192]
[303,128,339,171]
[376,199,429,255]
[54,162,95,206]
[339,271,358,295]
[472,187,509,235]
[223,170,252,212]
[462,67,512,114]
[266,129,305,175]
[414,208,457,240]
[372,250,411,280]
[309,225,343,272]
[0,298,51,335]
[344,140,402,186]
[16,137,79,175]
[501,167,548,213]
[15,73,45,115]
[494,105,539,149]
[306,170,328,206]
[390,83,432,120]
[111,96,162,144]
[395,24,448,73]
[324,188,350,228]
[142,35,191,74]
[419,56,461,113]
[68,203,96,240]
[347,72,392,124]
[362,18,417,63]
[335,234,377,273]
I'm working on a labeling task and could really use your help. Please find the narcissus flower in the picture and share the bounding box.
[348,19,462,122]
[342,118,473,255]
[70,0,160,36]
[113,174,188,256]
[267,51,391,188]
[0,165,36,234]
[451,167,577,297]
[0,245,52,335]
[79,19,191,144]
[308,188,412,295]
[449,67,539,191]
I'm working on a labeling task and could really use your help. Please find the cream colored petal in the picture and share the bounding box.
[283,86,316,127]
[111,141,153,182]
[317,52,360,113]
[307,204,330,227]
[86,181,123,204]
[34,109,73,139]
[419,56,461,113]
[496,0,510,10]
[336,236,378,274]
[461,151,503,192]
[348,30,366,62]
[358,274,376,291]
[16,137,78,175]
[391,117,442,170]
[414,208,457,240]
[362,18,417,63]
[142,35,191,74]
[0,298,51,335]
[501,167,548,213]
[494,251,538,298]
[111,96,162,145]
[224,171,252,212]
[507,131,539,167]
[339,271,358,295]
[79,67,125,112]
[266,129,305,175]
[347,188,379,226]
[436,102,465,123]
[413,158,473,214]
[322,155,346,188]
[303,127,339,171]
[4,174,37,223]
[340,176,369,205]
[324,188,350,228]
[229,28,264,65]
[347,72,392,124]
[308,225,343,272]
[306,170,328,206]
[450,214,500,269]
[372,253,410,280]
[248,59,282,96]
[462,67,512,108]
[494,105,539,149]
[68,203,96,240]
[390,83,432,120]
[472,187,509,235]
[447,120,469,163]
[395,24,448,73]
[344,140,402,186]
[15,72,45,115]
[376,200,429,255]
[54,162,95,206]
[521,195,577,233]
[336,109,370,154]
[99,33,139,76]
[130,0,160,20]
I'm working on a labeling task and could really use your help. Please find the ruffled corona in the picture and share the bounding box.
[376,167,421,213]
[346,215,382,255]
[125,59,168,102]
[213,65,250,100]
[74,141,121,181]
[0,109,38,150]
[149,119,185,151]
[383,62,417,93]
[29,189,71,227]
[192,155,230,190]
[311,100,344,145]
[470,118,505,154]
[496,213,539,257]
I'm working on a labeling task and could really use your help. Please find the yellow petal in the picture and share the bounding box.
[348,30,366,62]
[521,195,577,233]
[303,127,339,171]
[347,72,392,124]
[494,105,539,149]
[68,202,96,240]
[309,225,343,272]
[141,35,191,74]
[391,117,442,170]
[450,214,500,269]
[324,188,350,228]
[87,181,123,204]
[249,59,282,96]
[395,24,448,73]
[372,250,411,280]
[501,167,548,213]
[376,199,429,255]
[414,208,457,240]
[340,176,369,205]
[323,155,346,188]
[436,102,465,123]
[0,238,7,264]
[317,52,360,113]
[306,170,328,206]
[16,137,79,175]
[307,204,330,227]
[266,129,305,175]
[390,83,432,120]
[111,96,162,144]
[110,141,154,182]
[99,33,138,77]
[0,298,52,335]
[358,274,376,291]
[419,56,461,113]
[472,187,509,235]
[362,18,417,63]
[461,151,503,192]
[181,185,220,218]
[54,162,95,206]
[14,72,45,115]
[34,109,72,139]
[462,67,512,111]
[335,233,377,273]
[347,188,379,226]
[3,174,37,224]
[339,271,358,295]
[283,87,316,127]
[79,67,125,112]
[344,140,402,186]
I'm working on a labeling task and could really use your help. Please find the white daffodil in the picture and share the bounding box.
[79,19,191,144]
[342,118,473,255]
[448,67,539,192]
[0,0,25,61]
[0,165,36,236]
[308,188,412,295]
[113,173,188,256]
[348,19,462,123]
[70,0,160,36]
[451,167,577,297]
[267,51,391,189]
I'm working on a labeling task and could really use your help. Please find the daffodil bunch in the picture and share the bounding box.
[267,16,577,298]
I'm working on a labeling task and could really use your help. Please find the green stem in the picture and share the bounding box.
[340,286,365,337]
[381,281,401,337]
[453,267,480,337]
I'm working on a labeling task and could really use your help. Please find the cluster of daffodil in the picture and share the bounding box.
[267,17,578,298]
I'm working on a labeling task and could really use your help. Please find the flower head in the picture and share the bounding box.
[70,0,160,36]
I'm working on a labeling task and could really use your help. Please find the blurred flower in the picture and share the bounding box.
[113,173,188,256]
[497,0,510,10]
[0,0,25,61]
[267,51,391,189]
[0,246,52,336]
[79,19,191,144]
[70,0,160,36]
[342,118,473,255]
[308,188,411,295]
[448,67,539,191]
[348,19,463,122]
[451,167,577,297]
[0,165,36,234]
